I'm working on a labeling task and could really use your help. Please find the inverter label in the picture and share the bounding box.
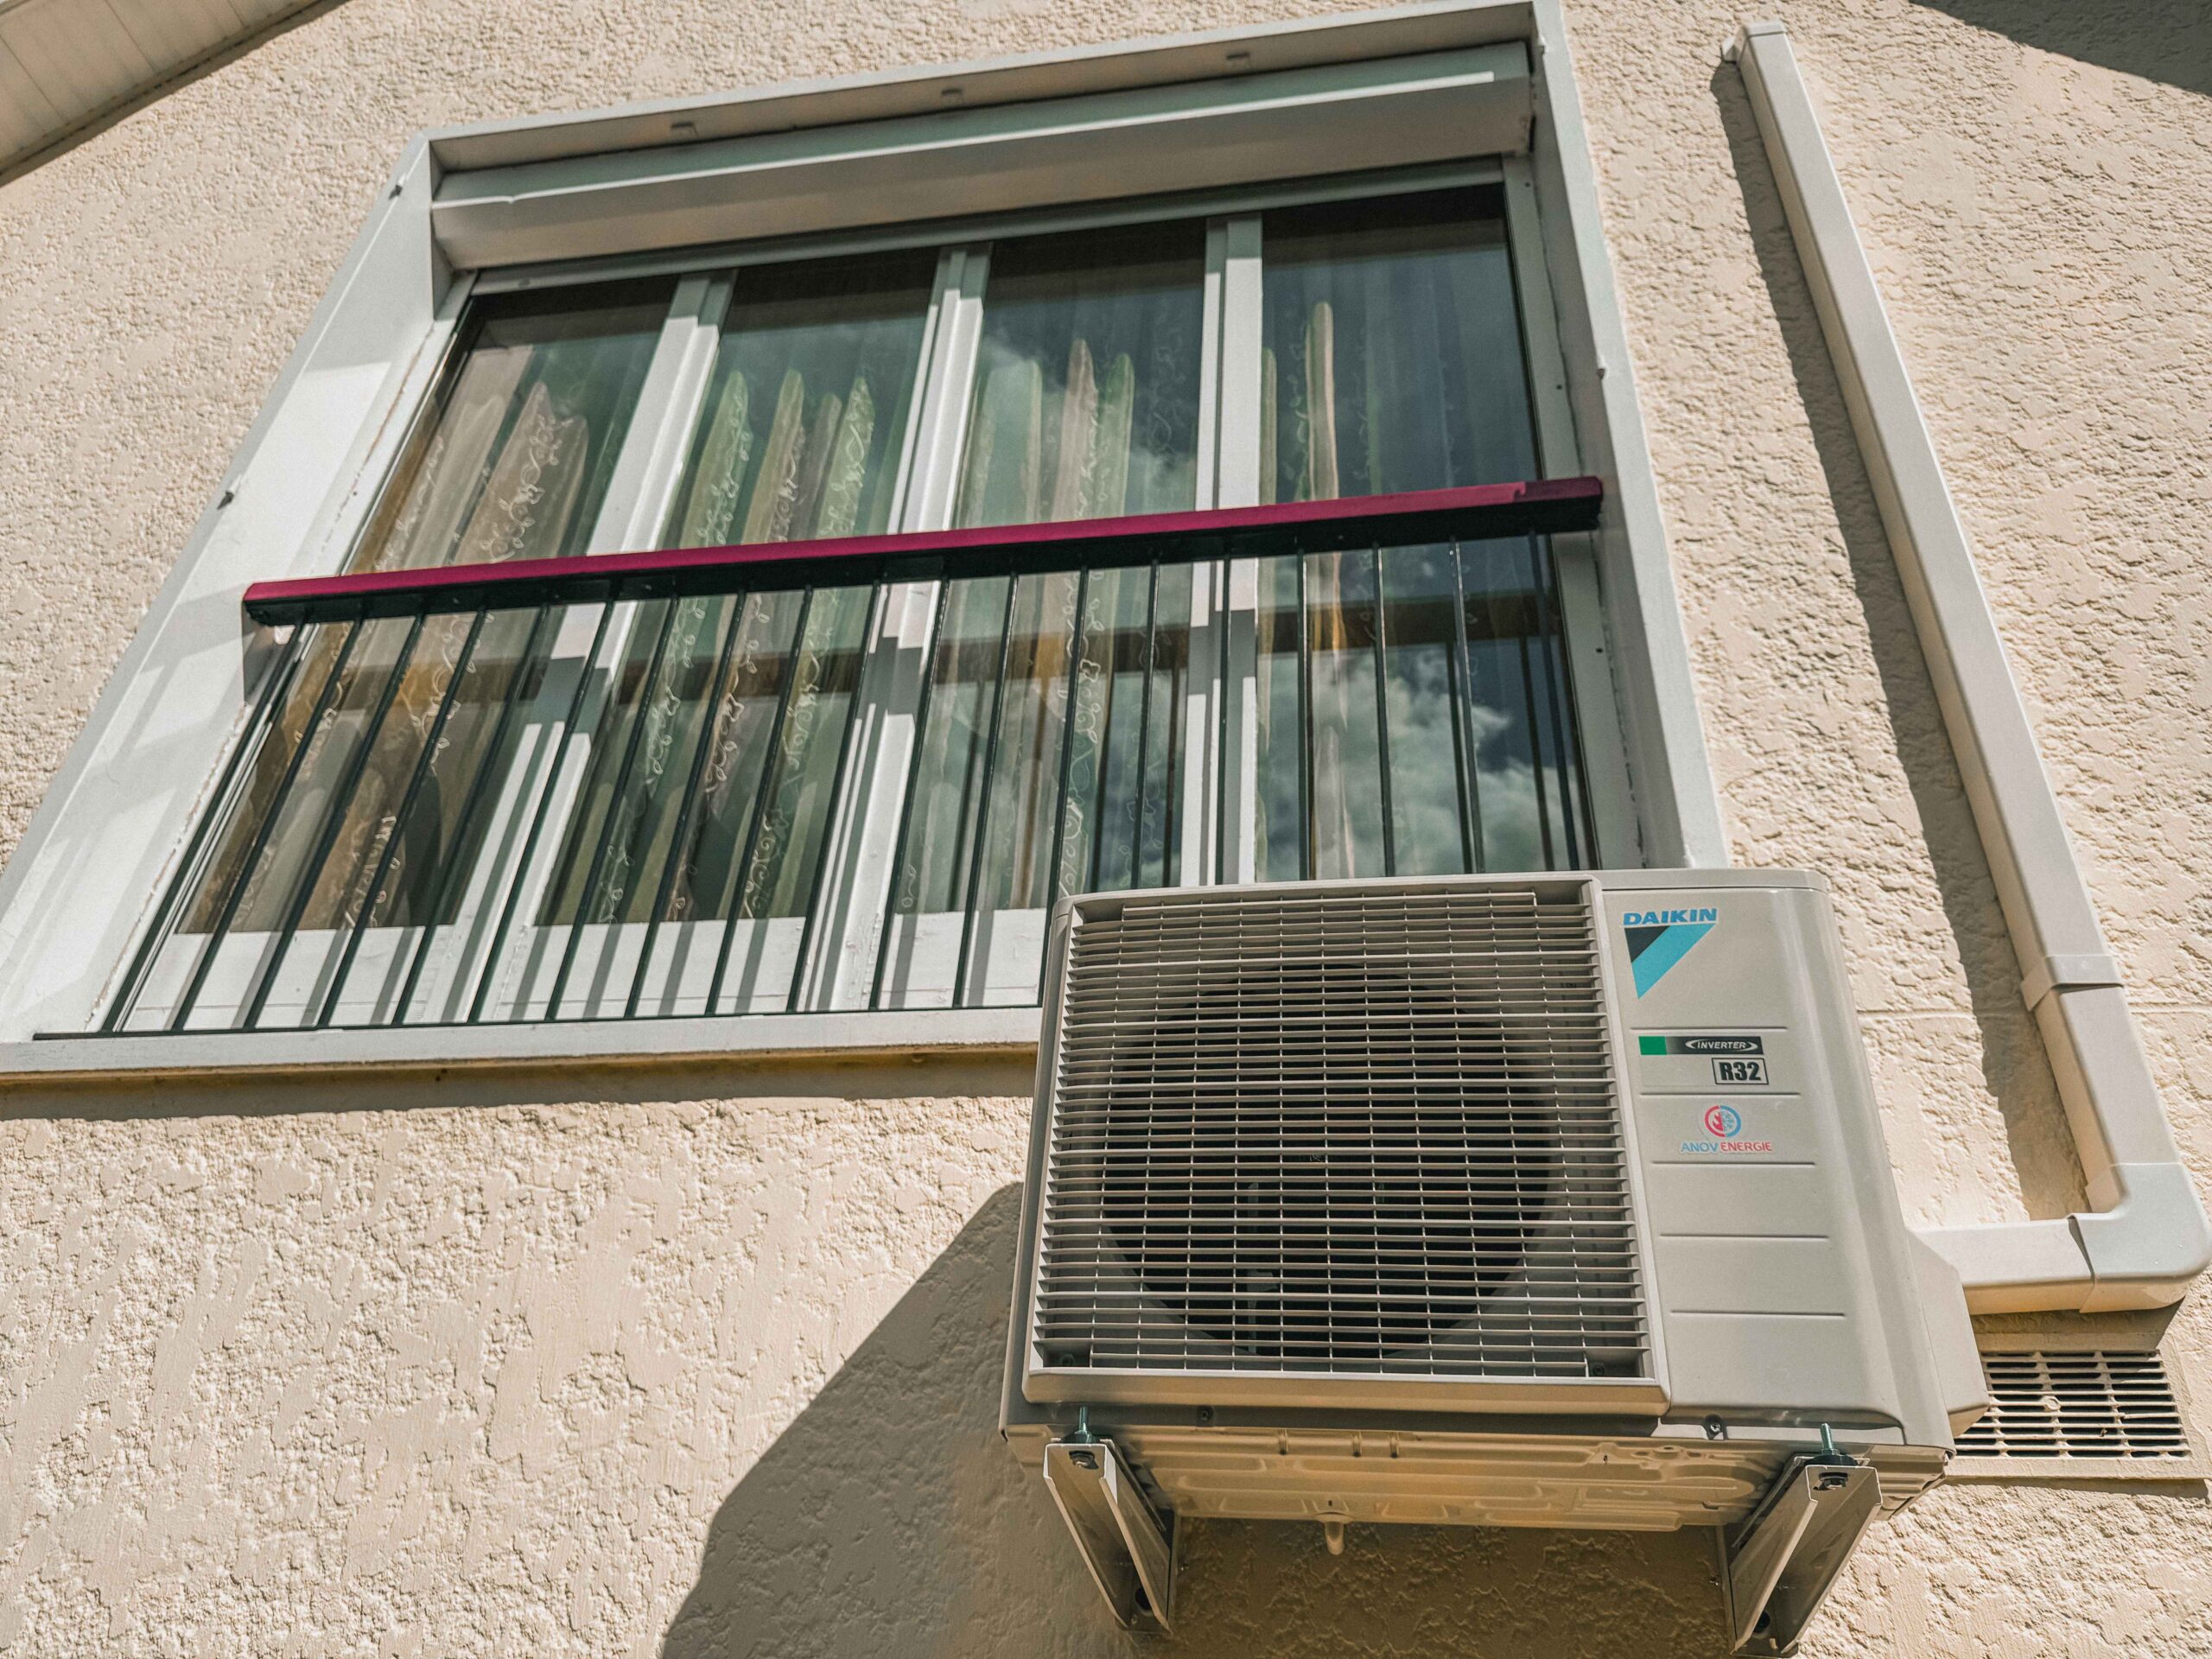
[1637,1034,1765,1056]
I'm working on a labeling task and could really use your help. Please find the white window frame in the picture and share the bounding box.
[0,0,1723,1073]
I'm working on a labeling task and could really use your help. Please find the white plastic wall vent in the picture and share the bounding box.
[1957,1349,2190,1464]
[1002,870,1982,1653]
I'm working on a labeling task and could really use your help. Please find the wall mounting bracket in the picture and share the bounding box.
[1720,1452,1880,1655]
[1042,1436,1177,1633]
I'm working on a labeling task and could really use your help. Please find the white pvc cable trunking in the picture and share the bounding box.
[1729,20,2209,1314]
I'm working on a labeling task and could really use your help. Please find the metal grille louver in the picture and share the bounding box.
[1030,880,1652,1395]
[1958,1351,2190,1460]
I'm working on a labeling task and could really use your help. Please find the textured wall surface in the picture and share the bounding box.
[2,0,2210,1653]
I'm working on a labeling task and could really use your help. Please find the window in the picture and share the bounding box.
[99,182,1607,1034]
[0,18,1723,1055]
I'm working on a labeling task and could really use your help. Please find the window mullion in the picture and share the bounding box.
[1194,221,1227,512]
[458,601,622,1021]
[1211,213,1265,884]
[1179,556,1224,889]
[1211,216,1264,511]
[812,245,991,1010]
[585,273,734,556]
[878,246,963,543]
[387,603,556,1024]
[901,246,990,537]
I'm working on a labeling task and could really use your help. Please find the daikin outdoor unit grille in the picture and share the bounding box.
[1002,871,1983,1656]
[1029,881,1657,1409]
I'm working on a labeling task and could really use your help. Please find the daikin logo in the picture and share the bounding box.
[1622,906,1718,996]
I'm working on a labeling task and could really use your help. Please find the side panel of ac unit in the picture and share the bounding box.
[1599,871,1957,1448]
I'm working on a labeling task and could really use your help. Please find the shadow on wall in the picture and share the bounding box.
[1705,56,2083,1217]
[1912,0,2212,99]
[660,1186,1736,1659]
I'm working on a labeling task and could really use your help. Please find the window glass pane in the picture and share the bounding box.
[1063,565,1148,895]
[957,221,1205,527]
[363,607,551,933]
[537,597,690,931]
[295,610,488,940]
[580,594,743,931]
[1306,547,1389,880]
[666,590,810,925]
[1462,537,1591,871]
[893,575,1014,921]
[1062,563,1192,894]
[972,570,1080,918]
[187,614,421,936]
[1228,537,1590,894]
[505,583,872,1019]
[1249,554,1306,883]
[884,558,1197,1009]
[1262,187,1535,504]
[176,625,350,939]
[1377,543,1474,878]
[664,252,937,547]
[487,583,869,1021]
[967,570,1082,1003]
[353,278,676,572]
[741,582,872,923]
[518,593,862,1021]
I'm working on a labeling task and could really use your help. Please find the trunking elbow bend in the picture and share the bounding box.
[1731,20,2210,1314]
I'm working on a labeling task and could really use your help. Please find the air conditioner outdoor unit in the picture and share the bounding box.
[1001,870,1984,1655]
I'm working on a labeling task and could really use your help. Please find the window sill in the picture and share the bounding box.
[3,1006,1043,1084]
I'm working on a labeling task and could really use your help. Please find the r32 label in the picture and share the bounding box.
[1711,1058,1768,1085]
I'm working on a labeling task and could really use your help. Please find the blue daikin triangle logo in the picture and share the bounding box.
[1622,907,1718,996]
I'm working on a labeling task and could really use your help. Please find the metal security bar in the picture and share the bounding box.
[96,482,1603,1034]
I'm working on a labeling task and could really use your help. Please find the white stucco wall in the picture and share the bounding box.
[2,0,2210,1653]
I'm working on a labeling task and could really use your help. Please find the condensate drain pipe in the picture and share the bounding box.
[1728,21,2209,1313]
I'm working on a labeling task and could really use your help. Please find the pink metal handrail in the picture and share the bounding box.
[244,476,1605,626]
